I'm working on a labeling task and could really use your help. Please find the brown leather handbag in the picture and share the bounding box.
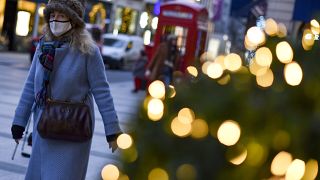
[37,98,93,142]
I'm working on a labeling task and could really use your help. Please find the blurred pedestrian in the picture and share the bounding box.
[145,35,180,86]
[10,0,121,179]
[132,50,148,93]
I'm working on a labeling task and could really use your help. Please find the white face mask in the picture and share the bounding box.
[49,21,72,37]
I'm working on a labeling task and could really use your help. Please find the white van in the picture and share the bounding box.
[101,33,144,69]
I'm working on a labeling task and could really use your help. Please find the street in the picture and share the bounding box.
[0,53,144,180]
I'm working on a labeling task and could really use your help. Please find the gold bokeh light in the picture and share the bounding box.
[284,61,303,86]
[285,159,306,180]
[224,53,242,72]
[171,117,192,137]
[147,98,164,121]
[303,159,318,180]
[176,164,197,180]
[148,80,165,99]
[270,151,293,176]
[214,55,226,70]
[101,164,120,180]
[246,26,265,46]
[277,23,287,37]
[217,120,241,146]
[249,58,269,76]
[310,19,320,35]
[207,62,223,79]
[187,66,198,77]
[255,47,273,67]
[276,41,293,64]
[117,133,133,150]
[256,69,274,87]
[148,168,169,180]
[168,85,176,98]
[178,108,195,124]
[202,61,212,75]
[265,18,278,36]
[229,149,248,165]
[191,119,209,139]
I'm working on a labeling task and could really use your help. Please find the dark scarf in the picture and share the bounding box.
[35,39,63,107]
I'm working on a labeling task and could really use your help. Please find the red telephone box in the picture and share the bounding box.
[149,1,208,72]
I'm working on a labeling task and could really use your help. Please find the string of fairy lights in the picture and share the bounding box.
[99,18,320,180]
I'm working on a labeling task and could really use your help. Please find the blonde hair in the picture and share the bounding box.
[43,24,96,55]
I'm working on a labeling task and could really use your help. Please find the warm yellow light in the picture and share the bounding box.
[284,61,303,86]
[303,159,318,180]
[276,41,293,64]
[147,98,164,121]
[302,29,315,50]
[246,142,266,166]
[270,151,293,176]
[246,26,265,46]
[229,149,247,165]
[224,53,242,72]
[187,66,198,77]
[118,174,130,180]
[148,168,169,180]
[117,134,133,149]
[122,145,138,163]
[168,85,176,98]
[207,62,223,79]
[148,80,165,99]
[256,69,274,87]
[214,55,226,70]
[151,17,158,30]
[255,47,273,67]
[265,18,278,36]
[176,164,197,180]
[201,61,212,75]
[200,52,215,62]
[285,159,306,180]
[310,19,320,35]
[191,119,209,139]
[278,23,287,37]
[38,6,45,17]
[101,164,120,180]
[16,11,31,36]
[178,108,195,124]
[171,117,192,137]
[217,74,231,85]
[244,35,257,50]
[217,120,241,146]
[249,58,268,76]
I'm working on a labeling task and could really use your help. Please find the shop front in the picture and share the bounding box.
[149,1,208,71]
[0,0,113,52]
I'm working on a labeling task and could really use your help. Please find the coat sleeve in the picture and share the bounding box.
[87,46,121,136]
[12,50,37,127]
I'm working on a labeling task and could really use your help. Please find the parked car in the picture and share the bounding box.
[101,33,144,69]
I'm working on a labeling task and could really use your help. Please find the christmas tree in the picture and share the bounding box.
[102,18,320,180]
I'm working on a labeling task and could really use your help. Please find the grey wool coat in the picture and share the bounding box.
[12,43,121,180]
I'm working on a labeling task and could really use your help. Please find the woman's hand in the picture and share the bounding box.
[11,125,25,144]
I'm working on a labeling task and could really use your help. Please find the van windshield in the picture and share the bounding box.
[103,38,126,48]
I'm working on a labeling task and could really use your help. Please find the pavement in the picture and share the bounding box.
[0,52,145,180]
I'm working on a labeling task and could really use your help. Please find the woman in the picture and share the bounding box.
[10,0,121,179]
[145,35,180,86]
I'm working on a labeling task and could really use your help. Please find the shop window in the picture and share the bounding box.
[162,25,188,56]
